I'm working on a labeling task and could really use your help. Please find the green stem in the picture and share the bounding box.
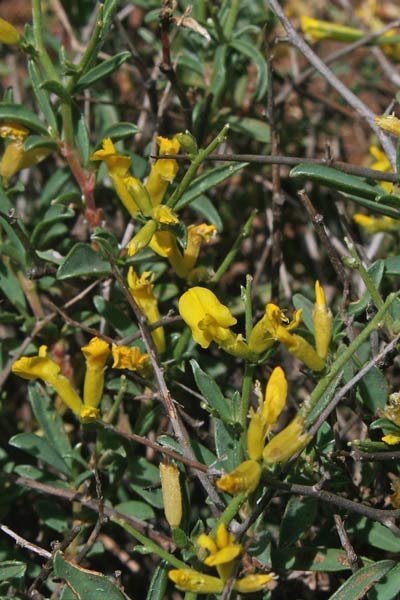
[210,492,247,538]
[210,7,226,43]
[112,517,188,569]
[32,0,60,82]
[244,274,253,340]
[167,125,230,209]
[211,210,257,284]
[345,237,394,331]
[223,0,240,40]
[103,375,127,424]
[173,326,192,362]
[300,292,399,423]
[240,363,254,455]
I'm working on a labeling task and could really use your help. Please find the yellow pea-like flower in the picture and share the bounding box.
[0,18,20,45]
[168,569,224,593]
[145,135,180,206]
[375,115,400,137]
[111,345,150,374]
[217,460,261,495]
[127,267,165,353]
[263,415,311,465]
[312,280,333,360]
[233,573,275,593]
[81,337,110,409]
[275,326,325,371]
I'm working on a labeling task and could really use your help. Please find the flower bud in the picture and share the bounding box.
[176,131,198,155]
[263,415,311,464]
[216,460,261,495]
[159,462,183,528]
[0,18,20,45]
[312,281,332,359]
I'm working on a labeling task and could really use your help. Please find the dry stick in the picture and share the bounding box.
[8,474,173,548]
[0,279,100,391]
[267,0,397,168]
[264,477,400,535]
[159,153,399,182]
[0,523,52,559]
[110,262,224,509]
[333,514,362,573]
[275,19,400,105]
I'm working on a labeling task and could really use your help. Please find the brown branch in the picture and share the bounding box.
[0,523,52,559]
[333,514,362,573]
[268,0,397,168]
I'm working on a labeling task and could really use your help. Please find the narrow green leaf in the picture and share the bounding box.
[40,79,69,99]
[227,115,270,143]
[230,39,268,100]
[272,547,356,572]
[29,383,72,464]
[369,562,400,600]
[146,561,169,600]
[190,194,223,231]
[53,551,126,600]
[175,162,248,210]
[357,366,388,412]
[210,45,227,102]
[292,293,314,332]
[23,135,57,152]
[114,501,155,521]
[279,496,318,547]
[0,103,48,135]
[100,122,140,143]
[214,419,241,472]
[28,60,58,132]
[74,109,90,164]
[74,51,131,92]
[57,243,111,279]
[0,213,27,267]
[0,561,26,581]
[190,359,231,422]
[290,163,382,199]
[328,560,394,600]
[31,205,75,247]
[347,260,385,316]
[0,256,27,311]
[9,432,71,476]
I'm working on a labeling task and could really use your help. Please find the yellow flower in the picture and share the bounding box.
[262,366,288,424]
[151,204,179,225]
[112,345,150,374]
[382,434,400,445]
[168,569,224,594]
[217,460,261,495]
[353,213,398,234]
[247,368,288,460]
[234,574,274,593]
[274,326,325,371]
[312,280,333,360]
[0,18,20,44]
[127,220,157,256]
[81,337,110,409]
[263,415,311,464]
[123,176,152,216]
[127,267,165,353]
[145,135,180,206]
[300,16,363,42]
[198,523,241,581]
[0,121,28,140]
[150,223,216,280]
[90,138,139,216]
[369,145,394,194]
[159,462,182,528]
[178,287,256,359]
[248,303,302,354]
[0,140,50,185]
[12,346,84,416]
[375,115,400,137]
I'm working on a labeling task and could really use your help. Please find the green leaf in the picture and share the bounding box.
[0,561,26,581]
[357,366,388,412]
[292,293,314,332]
[74,51,131,92]
[229,39,268,100]
[29,383,72,465]
[128,457,164,508]
[214,419,241,472]
[100,122,140,143]
[9,432,71,477]
[290,164,383,200]
[23,135,58,153]
[0,212,27,267]
[328,560,394,600]
[53,551,126,600]
[57,243,111,279]
[279,496,318,547]
[272,547,355,572]
[210,45,227,103]
[190,194,223,232]
[40,79,69,99]
[114,501,155,521]
[35,499,67,532]
[0,103,48,135]
[368,562,400,600]
[190,359,231,422]
[74,109,90,164]
[226,115,270,143]
[146,561,168,600]
[0,257,27,311]
[384,255,400,275]
[175,162,248,210]
[28,60,58,132]
[31,205,75,248]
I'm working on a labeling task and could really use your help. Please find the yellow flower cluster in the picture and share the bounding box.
[217,368,312,497]
[169,523,274,594]
[12,337,150,420]
[179,281,332,369]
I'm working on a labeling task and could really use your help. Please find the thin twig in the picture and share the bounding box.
[268,0,397,168]
[0,523,51,559]
[334,514,361,573]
